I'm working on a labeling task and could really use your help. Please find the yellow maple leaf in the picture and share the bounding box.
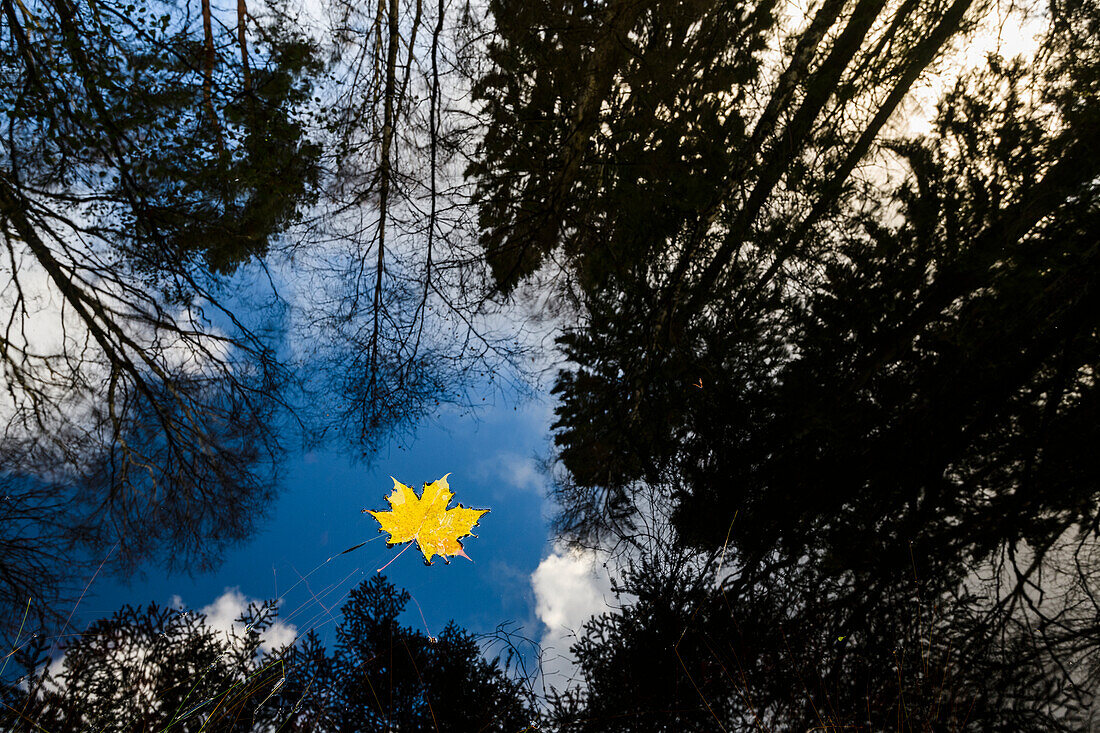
[366,474,489,565]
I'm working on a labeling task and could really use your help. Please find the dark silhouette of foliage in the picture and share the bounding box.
[470,0,997,546]
[2,599,287,731]
[469,0,778,296]
[473,0,1100,728]
[549,539,1100,731]
[270,575,535,731]
[474,0,1100,601]
[1,576,535,731]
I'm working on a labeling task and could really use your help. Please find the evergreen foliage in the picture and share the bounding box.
[1,576,534,732]
[472,0,1100,728]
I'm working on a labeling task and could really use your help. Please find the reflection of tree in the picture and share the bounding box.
[0,0,524,640]
[0,0,321,633]
[293,0,527,455]
[271,576,535,731]
[2,576,534,731]
[470,0,998,537]
[473,0,1100,727]
[4,600,287,731]
[549,535,1100,731]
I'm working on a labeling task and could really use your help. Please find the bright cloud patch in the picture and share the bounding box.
[530,543,617,689]
[200,588,297,652]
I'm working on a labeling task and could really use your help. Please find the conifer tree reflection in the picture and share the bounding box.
[1,576,534,732]
[474,0,1100,727]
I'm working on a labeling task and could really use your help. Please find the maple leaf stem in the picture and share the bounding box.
[377,540,414,574]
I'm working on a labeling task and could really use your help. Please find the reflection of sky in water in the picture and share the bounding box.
[85,389,561,660]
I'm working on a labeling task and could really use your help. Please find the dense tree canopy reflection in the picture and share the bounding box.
[473,0,1100,728]
[2,576,534,731]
